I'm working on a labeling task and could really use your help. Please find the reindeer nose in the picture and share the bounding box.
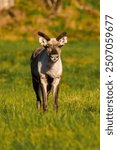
[50,54,59,62]
[55,55,59,59]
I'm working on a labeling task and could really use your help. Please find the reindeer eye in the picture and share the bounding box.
[58,45,62,48]
[46,45,49,48]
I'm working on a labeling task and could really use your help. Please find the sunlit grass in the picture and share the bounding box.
[0,40,99,150]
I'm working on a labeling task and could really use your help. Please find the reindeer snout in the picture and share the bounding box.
[50,54,59,62]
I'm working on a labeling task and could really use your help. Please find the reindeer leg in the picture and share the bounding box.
[36,86,41,111]
[52,78,60,111]
[32,78,41,111]
[40,77,48,111]
[53,85,59,111]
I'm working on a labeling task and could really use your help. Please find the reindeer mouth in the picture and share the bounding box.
[49,54,59,63]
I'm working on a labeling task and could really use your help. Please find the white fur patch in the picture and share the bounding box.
[59,36,67,46]
[39,37,47,46]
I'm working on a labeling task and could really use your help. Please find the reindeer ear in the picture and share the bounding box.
[56,32,67,46]
[59,36,67,46]
[38,32,50,46]
[39,37,48,46]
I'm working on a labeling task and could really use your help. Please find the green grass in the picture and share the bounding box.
[0,40,99,150]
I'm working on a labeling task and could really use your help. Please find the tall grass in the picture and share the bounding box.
[0,40,99,150]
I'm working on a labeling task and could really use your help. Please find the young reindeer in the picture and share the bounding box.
[31,32,67,111]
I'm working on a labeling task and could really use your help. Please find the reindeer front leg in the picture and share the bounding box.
[40,77,48,111]
[52,78,60,111]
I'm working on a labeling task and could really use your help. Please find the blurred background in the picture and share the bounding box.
[0,0,99,40]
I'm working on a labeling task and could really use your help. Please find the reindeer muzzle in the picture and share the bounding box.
[49,54,59,63]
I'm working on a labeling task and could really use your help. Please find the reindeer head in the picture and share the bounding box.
[38,32,67,63]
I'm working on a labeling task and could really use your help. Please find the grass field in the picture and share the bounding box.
[0,40,99,150]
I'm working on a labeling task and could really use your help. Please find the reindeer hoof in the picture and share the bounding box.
[43,105,48,111]
[54,105,58,112]
[36,101,41,111]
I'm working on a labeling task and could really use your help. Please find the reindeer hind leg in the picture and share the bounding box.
[32,78,41,110]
